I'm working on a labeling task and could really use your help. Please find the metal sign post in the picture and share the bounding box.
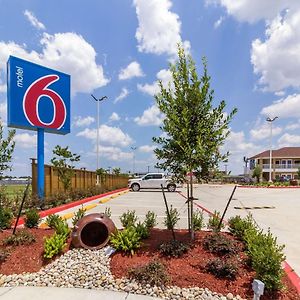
[37,128,45,198]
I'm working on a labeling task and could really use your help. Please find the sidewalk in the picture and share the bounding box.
[0,286,161,300]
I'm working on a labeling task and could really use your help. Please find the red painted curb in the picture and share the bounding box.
[16,187,129,226]
[177,190,300,293]
[238,185,300,189]
[283,261,300,294]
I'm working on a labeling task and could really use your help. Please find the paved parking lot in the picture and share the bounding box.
[54,185,300,276]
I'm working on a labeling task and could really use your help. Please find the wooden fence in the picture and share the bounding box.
[31,159,128,197]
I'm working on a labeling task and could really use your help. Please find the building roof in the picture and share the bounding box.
[250,147,300,159]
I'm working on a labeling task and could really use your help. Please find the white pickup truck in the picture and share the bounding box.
[128,173,178,192]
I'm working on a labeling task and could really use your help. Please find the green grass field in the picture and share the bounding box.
[0,184,32,199]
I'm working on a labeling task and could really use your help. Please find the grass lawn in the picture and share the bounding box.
[0,184,31,199]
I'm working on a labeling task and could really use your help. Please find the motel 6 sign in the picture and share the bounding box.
[7,56,70,134]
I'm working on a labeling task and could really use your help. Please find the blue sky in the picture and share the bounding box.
[1,0,300,176]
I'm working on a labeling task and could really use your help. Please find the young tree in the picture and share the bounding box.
[51,145,80,191]
[153,46,237,239]
[112,167,121,175]
[0,122,16,179]
[252,165,262,183]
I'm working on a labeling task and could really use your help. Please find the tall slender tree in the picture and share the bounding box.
[153,46,237,239]
[0,121,16,179]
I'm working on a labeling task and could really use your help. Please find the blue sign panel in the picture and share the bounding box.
[7,56,70,135]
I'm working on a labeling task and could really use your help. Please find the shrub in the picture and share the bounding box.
[207,210,224,231]
[0,249,9,262]
[129,260,169,286]
[24,208,40,228]
[244,228,285,290]
[45,214,63,229]
[0,206,13,229]
[71,206,86,227]
[144,211,157,229]
[193,210,204,231]
[54,219,70,238]
[110,226,141,255]
[164,205,180,230]
[228,214,257,241]
[44,233,67,259]
[159,240,189,258]
[120,210,137,228]
[206,258,238,280]
[3,230,35,246]
[203,233,238,256]
[135,221,150,239]
[104,207,111,218]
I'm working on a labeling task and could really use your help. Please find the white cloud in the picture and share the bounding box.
[114,88,129,103]
[278,133,300,147]
[250,123,282,141]
[138,69,172,96]
[214,16,225,28]
[139,145,155,153]
[251,9,300,92]
[133,0,190,57]
[0,102,7,123]
[118,61,144,80]
[206,0,299,23]
[93,145,133,161]
[134,105,164,126]
[74,116,95,127]
[286,120,300,131]
[77,124,133,147]
[109,112,120,122]
[24,10,46,30]
[0,32,109,95]
[261,94,300,118]
[14,133,37,148]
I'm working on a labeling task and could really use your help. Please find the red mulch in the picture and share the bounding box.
[110,229,300,300]
[0,228,71,274]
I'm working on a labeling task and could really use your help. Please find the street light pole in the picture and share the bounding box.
[266,116,278,183]
[91,94,108,185]
[131,146,137,175]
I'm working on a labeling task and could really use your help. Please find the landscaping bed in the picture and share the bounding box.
[110,229,299,300]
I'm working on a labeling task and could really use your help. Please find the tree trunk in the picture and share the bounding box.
[190,171,194,240]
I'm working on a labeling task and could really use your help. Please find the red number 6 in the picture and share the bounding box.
[23,75,66,129]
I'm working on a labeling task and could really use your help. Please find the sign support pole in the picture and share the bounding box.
[37,128,45,200]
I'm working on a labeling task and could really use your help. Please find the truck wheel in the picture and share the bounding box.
[131,183,140,192]
[167,184,176,192]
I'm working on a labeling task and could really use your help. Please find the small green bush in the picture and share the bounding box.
[244,228,285,290]
[3,230,36,246]
[164,205,180,230]
[0,206,13,229]
[110,226,141,255]
[192,210,204,231]
[203,233,238,256]
[135,221,150,239]
[206,258,238,280]
[71,206,86,227]
[24,208,40,228]
[228,214,257,241]
[159,240,189,258]
[44,233,67,259]
[54,219,70,238]
[45,214,63,229]
[144,211,157,229]
[207,210,224,231]
[120,210,137,228]
[104,207,112,218]
[0,249,9,262]
[129,260,169,286]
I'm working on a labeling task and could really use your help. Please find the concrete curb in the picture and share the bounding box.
[238,185,300,189]
[177,190,300,294]
[16,187,129,226]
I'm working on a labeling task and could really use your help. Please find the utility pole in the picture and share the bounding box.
[131,146,137,175]
[266,116,278,183]
[91,94,108,185]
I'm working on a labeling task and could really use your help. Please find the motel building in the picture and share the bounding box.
[249,147,300,181]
